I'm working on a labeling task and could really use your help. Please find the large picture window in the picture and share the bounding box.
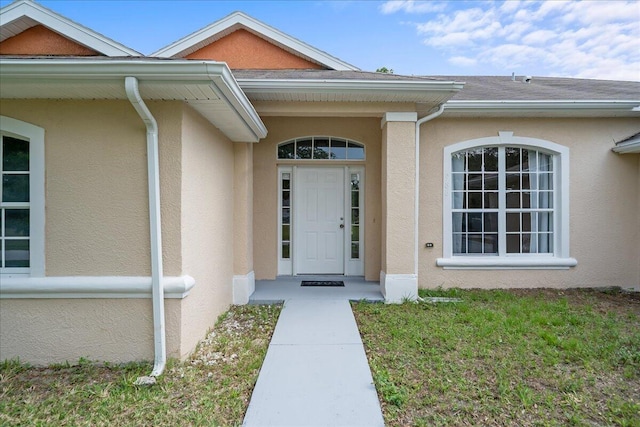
[438,132,575,269]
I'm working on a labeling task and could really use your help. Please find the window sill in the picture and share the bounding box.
[0,275,195,299]
[436,257,577,270]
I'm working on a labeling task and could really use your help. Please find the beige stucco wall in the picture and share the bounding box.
[177,105,236,357]
[381,120,416,274]
[234,143,254,275]
[0,100,183,276]
[419,117,640,289]
[0,100,185,364]
[252,117,382,281]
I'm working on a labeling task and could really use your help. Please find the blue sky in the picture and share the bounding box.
[3,0,639,81]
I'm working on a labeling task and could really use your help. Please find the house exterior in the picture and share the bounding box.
[1,0,638,366]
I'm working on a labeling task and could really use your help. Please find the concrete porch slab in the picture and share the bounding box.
[249,275,384,303]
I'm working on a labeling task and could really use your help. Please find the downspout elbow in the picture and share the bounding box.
[125,76,166,379]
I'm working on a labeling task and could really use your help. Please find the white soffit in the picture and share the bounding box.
[0,59,266,142]
[0,0,140,56]
[152,11,359,71]
[237,79,464,104]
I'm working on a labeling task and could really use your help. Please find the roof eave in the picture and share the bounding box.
[0,59,266,142]
[613,133,640,154]
[443,100,640,117]
[238,79,464,102]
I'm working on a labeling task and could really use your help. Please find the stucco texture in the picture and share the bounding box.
[0,100,187,363]
[252,117,382,281]
[177,105,237,358]
[185,29,324,70]
[0,25,100,56]
[419,117,640,289]
[381,120,416,274]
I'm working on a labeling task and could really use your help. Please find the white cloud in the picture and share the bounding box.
[449,56,477,67]
[383,0,640,80]
[380,0,446,14]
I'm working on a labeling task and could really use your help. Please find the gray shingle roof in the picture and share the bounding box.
[232,69,445,82]
[234,71,640,101]
[431,75,640,101]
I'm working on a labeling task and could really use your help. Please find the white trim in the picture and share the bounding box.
[233,271,255,304]
[443,100,640,117]
[441,132,574,269]
[0,116,45,277]
[240,79,463,103]
[152,11,358,71]
[381,112,418,128]
[380,271,418,303]
[0,0,140,56]
[0,59,267,143]
[436,257,577,269]
[613,134,640,154]
[0,275,195,299]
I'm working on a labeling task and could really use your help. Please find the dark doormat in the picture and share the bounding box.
[301,281,345,287]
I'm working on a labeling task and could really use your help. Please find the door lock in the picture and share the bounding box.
[339,224,345,229]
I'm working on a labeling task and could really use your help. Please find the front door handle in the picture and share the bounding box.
[339,224,344,229]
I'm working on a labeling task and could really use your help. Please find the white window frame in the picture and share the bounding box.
[0,116,45,277]
[437,131,576,269]
[277,164,365,276]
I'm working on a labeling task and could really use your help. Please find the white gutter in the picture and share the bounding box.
[238,78,464,93]
[444,100,640,116]
[124,76,166,378]
[414,105,446,277]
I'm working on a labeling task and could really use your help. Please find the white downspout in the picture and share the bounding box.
[414,104,446,277]
[125,76,166,378]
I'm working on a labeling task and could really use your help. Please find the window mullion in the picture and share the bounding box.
[497,146,506,256]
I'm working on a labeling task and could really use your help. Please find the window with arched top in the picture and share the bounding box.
[437,132,576,269]
[277,136,365,160]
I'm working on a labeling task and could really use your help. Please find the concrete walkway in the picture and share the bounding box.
[242,298,385,427]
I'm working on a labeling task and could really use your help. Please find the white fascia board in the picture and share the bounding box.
[152,11,359,71]
[613,137,640,154]
[0,275,195,299]
[444,100,640,115]
[238,79,465,94]
[0,0,140,56]
[0,59,266,141]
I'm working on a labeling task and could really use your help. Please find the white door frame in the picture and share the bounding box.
[277,165,364,276]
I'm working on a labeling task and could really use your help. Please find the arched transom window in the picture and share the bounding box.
[277,136,365,160]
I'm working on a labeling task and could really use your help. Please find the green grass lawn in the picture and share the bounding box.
[353,288,640,427]
[0,304,281,427]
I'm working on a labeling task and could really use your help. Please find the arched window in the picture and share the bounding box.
[277,136,365,160]
[438,132,576,269]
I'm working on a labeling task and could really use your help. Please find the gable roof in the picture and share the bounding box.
[152,11,358,71]
[0,0,140,56]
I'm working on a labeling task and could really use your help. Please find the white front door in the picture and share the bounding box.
[295,167,345,274]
